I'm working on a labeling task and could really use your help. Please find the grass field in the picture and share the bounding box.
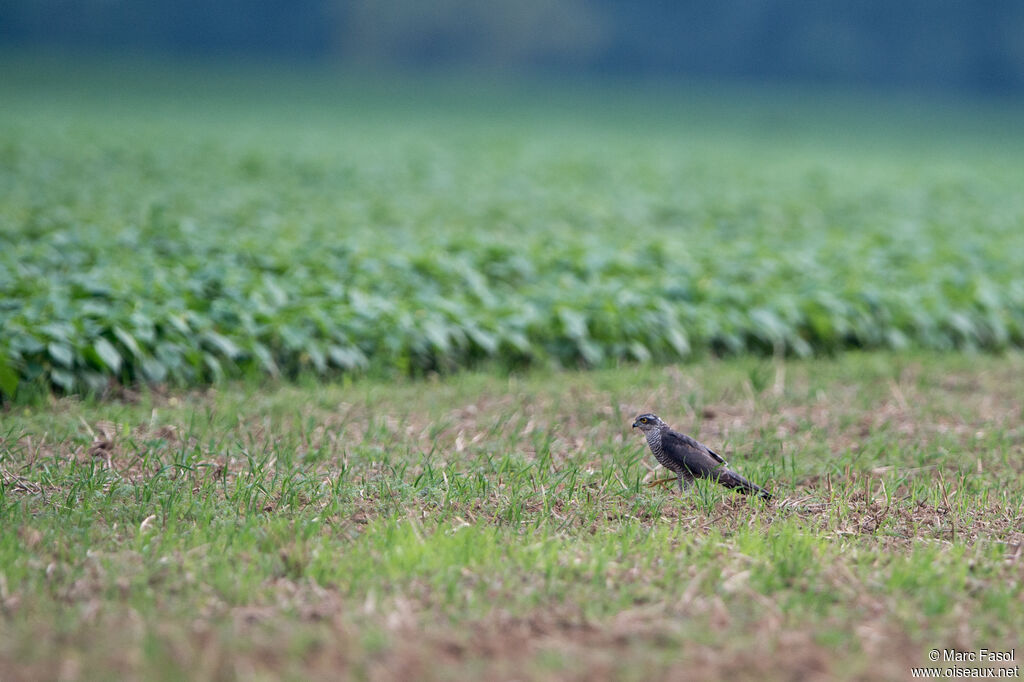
[2,59,1024,679]
[3,58,1024,397]
[1,352,1023,679]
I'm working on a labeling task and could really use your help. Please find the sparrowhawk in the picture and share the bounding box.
[632,413,771,500]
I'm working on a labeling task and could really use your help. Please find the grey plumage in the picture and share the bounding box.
[632,413,771,500]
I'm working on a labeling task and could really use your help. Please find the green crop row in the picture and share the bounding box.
[2,64,1024,398]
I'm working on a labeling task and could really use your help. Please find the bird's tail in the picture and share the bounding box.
[717,469,772,501]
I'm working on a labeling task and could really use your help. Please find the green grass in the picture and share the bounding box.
[2,58,1023,678]
[2,352,1023,679]
[3,58,1024,397]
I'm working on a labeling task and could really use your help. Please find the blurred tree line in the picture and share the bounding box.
[3,0,1023,94]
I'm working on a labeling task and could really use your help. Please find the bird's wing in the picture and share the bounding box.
[663,429,771,500]
[716,468,772,500]
[661,430,727,476]
[704,446,727,465]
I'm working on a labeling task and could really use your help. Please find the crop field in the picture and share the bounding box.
[2,59,1024,680]
[2,59,1024,398]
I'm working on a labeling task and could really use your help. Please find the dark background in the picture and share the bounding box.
[3,0,1024,95]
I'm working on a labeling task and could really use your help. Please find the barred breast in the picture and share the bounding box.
[645,428,682,474]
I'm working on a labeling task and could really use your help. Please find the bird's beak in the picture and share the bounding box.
[631,421,639,428]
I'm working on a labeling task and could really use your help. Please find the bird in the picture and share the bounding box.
[631,413,771,500]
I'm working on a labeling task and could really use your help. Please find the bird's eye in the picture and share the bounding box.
[640,418,648,423]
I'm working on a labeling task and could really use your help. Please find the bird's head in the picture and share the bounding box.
[631,413,665,432]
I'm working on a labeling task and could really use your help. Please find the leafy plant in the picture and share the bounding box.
[2,63,1023,397]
